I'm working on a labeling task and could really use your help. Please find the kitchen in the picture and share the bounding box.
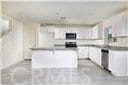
[31,11,128,76]
[0,1,128,85]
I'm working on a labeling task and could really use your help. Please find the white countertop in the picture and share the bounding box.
[31,46,77,50]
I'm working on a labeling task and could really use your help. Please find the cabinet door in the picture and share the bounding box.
[54,28,65,39]
[109,51,127,76]
[77,28,91,39]
[117,13,125,37]
[91,25,98,39]
[112,16,117,37]
[89,47,97,61]
[108,51,114,71]
[78,47,88,59]
[77,29,84,39]
[89,47,93,60]
[96,48,102,66]
[112,11,128,37]
[84,29,91,39]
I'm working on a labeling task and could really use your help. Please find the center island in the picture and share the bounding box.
[31,46,78,68]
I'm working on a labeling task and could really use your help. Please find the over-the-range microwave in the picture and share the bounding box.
[66,33,77,39]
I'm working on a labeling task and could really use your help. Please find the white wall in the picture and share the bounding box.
[23,23,40,59]
[0,1,2,72]
[1,16,23,70]
[0,39,2,71]
[39,32,54,48]
[0,2,2,84]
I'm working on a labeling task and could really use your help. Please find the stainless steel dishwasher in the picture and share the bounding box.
[101,49,109,70]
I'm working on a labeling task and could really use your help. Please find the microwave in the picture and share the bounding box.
[66,33,77,39]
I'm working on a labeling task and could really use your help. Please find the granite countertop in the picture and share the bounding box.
[31,46,77,50]
[80,45,128,51]
[55,44,128,51]
[31,44,128,51]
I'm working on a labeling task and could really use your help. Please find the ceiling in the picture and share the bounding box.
[1,1,128,25]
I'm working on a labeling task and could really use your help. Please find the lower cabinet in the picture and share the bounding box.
[78,47,89,59]
[109,50,127,76]
[88,47,102,66]
[88,47,128,76]
[96,48,102,66]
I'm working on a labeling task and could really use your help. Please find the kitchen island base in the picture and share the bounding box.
[31,49,78,68]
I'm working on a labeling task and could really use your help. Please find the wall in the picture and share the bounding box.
[1,16,23,69]
[0,1,2,72]
[39,32,54,48]
[0,39,2,70]
[23,23,40,59]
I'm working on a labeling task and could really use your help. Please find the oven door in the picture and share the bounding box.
[65,42,77,48]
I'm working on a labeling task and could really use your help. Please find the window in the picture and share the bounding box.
[0,18,10,37]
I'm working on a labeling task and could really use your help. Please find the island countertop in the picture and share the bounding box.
[30,46,77,50]
[54,44,128,51]
[31,44,128,51]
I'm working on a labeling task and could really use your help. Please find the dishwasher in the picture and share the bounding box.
[101,49,109,70]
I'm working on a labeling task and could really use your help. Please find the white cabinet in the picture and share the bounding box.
[54,28,65,39]
[65,28,78,33]
[77,29,91,39]
[89,47,95,61]
[112,11,128,37]
[78,47,89,59]
[47,26,55,33]
[109,51,127,76]
[32,49,78,68]
[88,47,102,66]
[54,28,92,40]
[89,47,96,61]
[96,48,102,66]
[91,25,98,39]
[91,23,103,39]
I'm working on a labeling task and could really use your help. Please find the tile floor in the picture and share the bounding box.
[1,60,128,85]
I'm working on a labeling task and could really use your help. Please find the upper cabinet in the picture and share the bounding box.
[91,23,103,39]
[77,28,92,39]
[54,26,92,40]
[112,11,128,37]
[54,28,65,39]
